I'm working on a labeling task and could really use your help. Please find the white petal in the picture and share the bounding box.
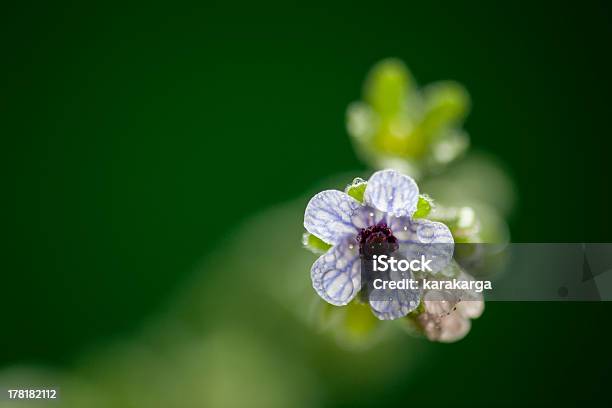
[423,289,459,317]
[304,190,362,245]
[364,169,419,217]
[457,300,484,319]
[311,240,361,306]
[455,272,484,318]
[435,313,471,343]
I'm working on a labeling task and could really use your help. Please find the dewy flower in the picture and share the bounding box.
[303,169,454,320]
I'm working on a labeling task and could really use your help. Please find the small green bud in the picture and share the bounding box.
[421,81,470,139]
[364,59,412,117]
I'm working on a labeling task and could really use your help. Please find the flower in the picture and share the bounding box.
[303,169,454,320]
[417,271,484,342]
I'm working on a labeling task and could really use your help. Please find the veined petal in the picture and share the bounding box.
[350,205,385,230]
[413,219,454,244]
[369,290,420,320]
[364,169,419,217]
[368,268,420,320]
[311,240,361,306]
[389,217,453,244]
[304,190,362,245]
[390,217,454,273]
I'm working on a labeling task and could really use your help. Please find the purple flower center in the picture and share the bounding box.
[357,223,399,257]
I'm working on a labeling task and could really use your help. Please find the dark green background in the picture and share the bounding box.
[2,0,611,405]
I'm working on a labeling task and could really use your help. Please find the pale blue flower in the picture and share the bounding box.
[304,169,454,320]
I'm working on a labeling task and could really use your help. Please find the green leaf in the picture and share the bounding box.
[413,195,432,219]
[302,232,332,253]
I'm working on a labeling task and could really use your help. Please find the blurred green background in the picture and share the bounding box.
[2,0,611,406]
